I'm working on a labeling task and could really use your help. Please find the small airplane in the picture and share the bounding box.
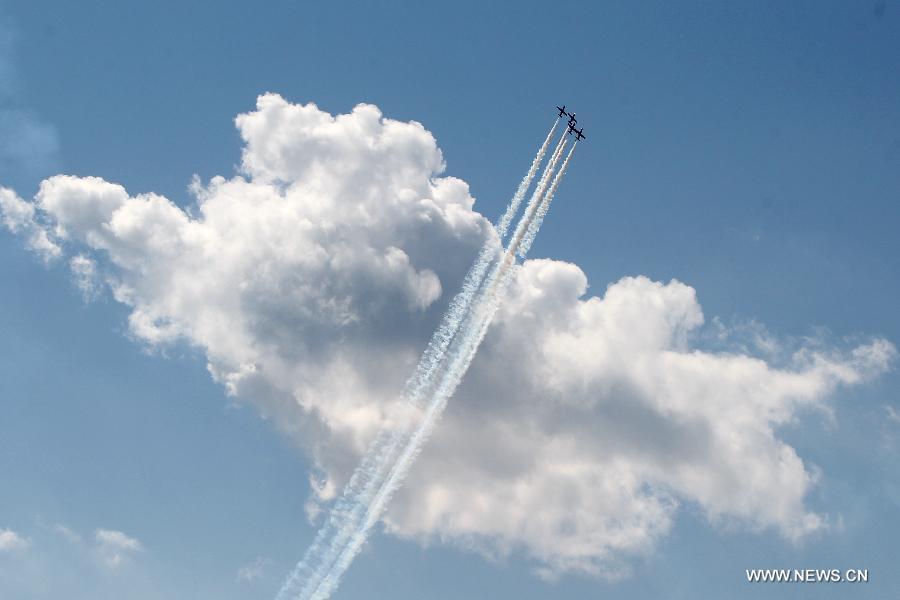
[567,122,586,140]
[557,105,577,124]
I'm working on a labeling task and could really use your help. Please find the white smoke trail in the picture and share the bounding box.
[518,142,577,257]
[296,132,568,596]
[401,117,561,410]
[276,119,565,600]
[304,136,575,600]
[495,119,559,240]
[401,118,562,411]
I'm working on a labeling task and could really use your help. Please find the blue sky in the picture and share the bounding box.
[1,1,899,598]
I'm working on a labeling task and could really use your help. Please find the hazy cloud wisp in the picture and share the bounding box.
[94,528,142,569]
[0,529,29,553]
[0,17,59,183]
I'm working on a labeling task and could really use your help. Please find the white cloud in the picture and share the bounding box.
[94,529,142,569]
[0,186,61,261]
[236,556,270,583]
[0,528,29,553]
[384,269,895,575]
[0,93,894,579]
[69,254,101,300]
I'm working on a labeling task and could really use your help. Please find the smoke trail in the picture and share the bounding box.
[276,119,565,600]
[518,142,577,257]
[403,118,562,410]
[291,131,569,597]
[304,135,575,600]
[495,119,559,240]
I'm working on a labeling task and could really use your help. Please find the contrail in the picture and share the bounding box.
[276,119,566,600]
[402,118,562,411]
[518,142,577,257]
[278,118,577,600]
[495,119,559,240]
[308,136,575,600]
[292,130,573,600]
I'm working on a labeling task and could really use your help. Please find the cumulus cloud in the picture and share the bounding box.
[0,186,61,261]
[387,268,896,576]
[94,529,142,569]
[0,528,29,553]
[0,93,894,579]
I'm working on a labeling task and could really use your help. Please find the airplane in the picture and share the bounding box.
[556,105,579,127]
[567,122,586,140]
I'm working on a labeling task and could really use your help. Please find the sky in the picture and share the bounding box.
[1,1,899,598]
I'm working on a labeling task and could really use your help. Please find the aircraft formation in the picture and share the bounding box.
[556,105,586,140]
